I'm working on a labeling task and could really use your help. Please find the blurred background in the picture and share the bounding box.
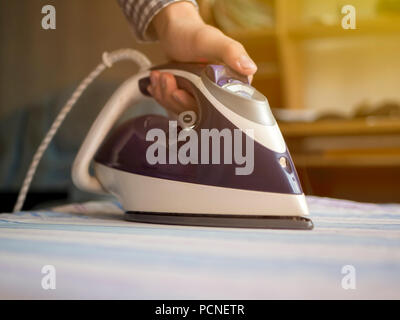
[1,0,399,211]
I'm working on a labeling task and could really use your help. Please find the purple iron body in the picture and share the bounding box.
[72,62,313,229]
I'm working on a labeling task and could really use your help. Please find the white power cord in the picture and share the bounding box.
[13,49,151,213]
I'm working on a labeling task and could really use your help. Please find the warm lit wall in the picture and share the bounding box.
[298,0,400,114]
[0,0,167,117]
[302,35,400,115]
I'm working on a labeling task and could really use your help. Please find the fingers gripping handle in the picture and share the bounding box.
[138,62,207,97]
[72,72,150,193]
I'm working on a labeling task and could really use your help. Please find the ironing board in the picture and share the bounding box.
[1,196,399,299]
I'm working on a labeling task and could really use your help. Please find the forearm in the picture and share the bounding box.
[117,0,198,41]
[151,1,202,40]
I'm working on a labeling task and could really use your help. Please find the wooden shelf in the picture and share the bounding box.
[207,0,400,110]
[289,18,400,39]
[283,118,400,168]
[292,150,400,167]
[280,117,400,137]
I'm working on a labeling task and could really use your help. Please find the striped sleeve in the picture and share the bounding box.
[117,0,198,42]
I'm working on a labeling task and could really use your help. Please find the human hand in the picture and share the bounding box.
[147,2,257,114]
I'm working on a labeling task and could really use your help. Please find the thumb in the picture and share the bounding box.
[194,26,257,76]
[220,39,258,77]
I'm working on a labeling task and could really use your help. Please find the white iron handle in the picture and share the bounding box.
[72,71,150,193]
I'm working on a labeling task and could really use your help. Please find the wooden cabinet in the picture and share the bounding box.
[201,0,400,111]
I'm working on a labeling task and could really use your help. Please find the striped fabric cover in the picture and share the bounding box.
[0,196,399,299]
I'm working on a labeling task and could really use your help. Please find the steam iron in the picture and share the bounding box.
[71,60,313,230]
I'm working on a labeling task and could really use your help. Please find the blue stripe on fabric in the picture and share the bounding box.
[1,221,400,248]
[1,238,400,278]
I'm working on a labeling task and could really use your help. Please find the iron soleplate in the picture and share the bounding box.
[125,212,314,230]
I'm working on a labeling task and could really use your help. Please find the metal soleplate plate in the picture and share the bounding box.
[125,212,314,230]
